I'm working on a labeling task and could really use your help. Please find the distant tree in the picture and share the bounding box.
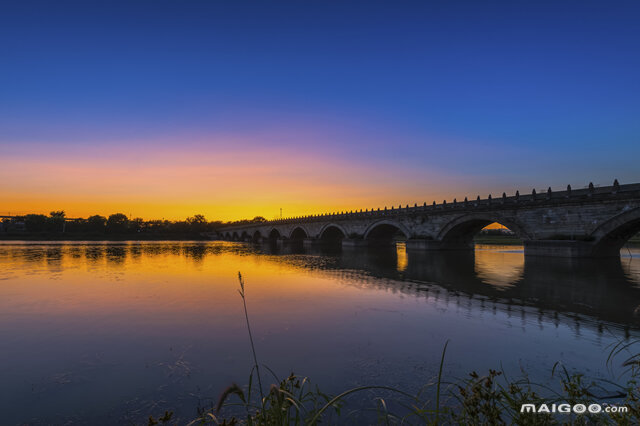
[170,220,189,233]
[186,214,207,233]
[106,213,129,233]
[129,217,144,232]
[48,210,66,232]
[50,210,65,219]
[208,220,224,230]
[145,220,165,233]
[252,216,267,223]
[25,214,48,232]
[14,210,227,236]
[87,215,107,232]
[64,219,85,233]
[186,214,207,224]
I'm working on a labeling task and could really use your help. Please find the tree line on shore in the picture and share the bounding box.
[1,211,268,235]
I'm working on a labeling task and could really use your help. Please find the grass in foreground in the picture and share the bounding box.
[149,274,640,425]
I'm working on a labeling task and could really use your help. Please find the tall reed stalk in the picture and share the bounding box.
[237,272,265,409]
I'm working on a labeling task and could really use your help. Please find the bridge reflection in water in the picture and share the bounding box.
[256,241,640,333]
[2,241,639,335]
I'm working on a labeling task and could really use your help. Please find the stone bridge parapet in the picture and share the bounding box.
[215,180,640,258]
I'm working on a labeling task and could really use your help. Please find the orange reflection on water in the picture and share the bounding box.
[473,245,524,289]
[0,242,389,329]
[396,242,408,272]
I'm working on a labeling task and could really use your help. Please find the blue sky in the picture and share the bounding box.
[1,1,639,218]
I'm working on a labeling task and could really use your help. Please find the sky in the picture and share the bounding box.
[1,0,639,221]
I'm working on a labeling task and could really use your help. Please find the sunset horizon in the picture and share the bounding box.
[2,1,640,424]
[3,1,639,221]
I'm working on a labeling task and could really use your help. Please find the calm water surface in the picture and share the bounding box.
[1,241,640,424]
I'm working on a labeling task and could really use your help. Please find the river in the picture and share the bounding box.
[1,241,639,424]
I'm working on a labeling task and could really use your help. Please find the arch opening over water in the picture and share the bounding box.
[290,227,308,241]
[320,225,346,242]
[439,215,526,249]
[364,221,409,245]
[475,223,522,245]
[591,208,640,257]
[232,231,240,241]
[268,229,281,241]
[252,230,263,243]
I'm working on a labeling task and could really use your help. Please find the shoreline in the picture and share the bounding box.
[1,234,638,247]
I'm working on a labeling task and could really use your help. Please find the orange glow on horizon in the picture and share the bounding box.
[0,144,486,221]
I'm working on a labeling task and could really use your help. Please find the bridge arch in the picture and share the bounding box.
[289,226,309,241]
[224,232,231,240]
[319,223,347,241]
[232,231,240,241]
[590,207,640,256]
[268,228,282,240]
[241,231,250,241]
[363,220,410,241]
[252,230,263,243]
[437,213,530,247]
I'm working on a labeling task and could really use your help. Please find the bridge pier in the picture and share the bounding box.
[406,239,444,251]
[266,237,285,247]
[303,238,322,247]
[342,238,370,248]
[247,236,624,258]
[523,240,615,258]
[405,238,617,258]
[405,238,473,251]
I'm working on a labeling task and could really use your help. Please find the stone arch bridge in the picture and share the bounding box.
[216,181,640,258]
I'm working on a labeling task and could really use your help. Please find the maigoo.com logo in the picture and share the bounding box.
[520,403,628,414]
